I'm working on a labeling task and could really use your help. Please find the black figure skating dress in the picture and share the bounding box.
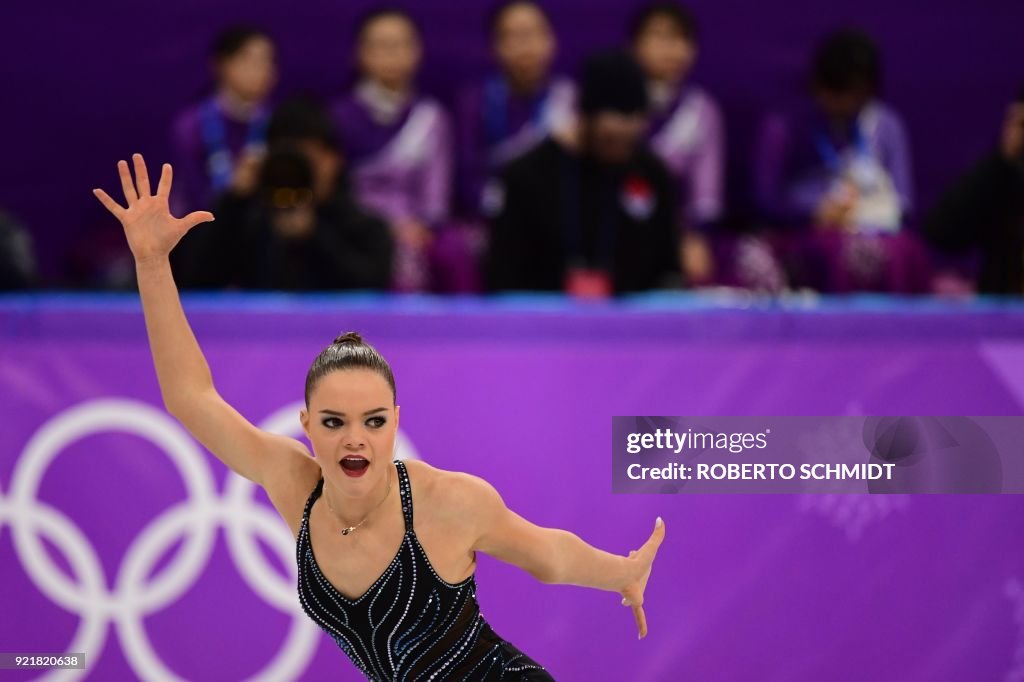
[297,458,555,680]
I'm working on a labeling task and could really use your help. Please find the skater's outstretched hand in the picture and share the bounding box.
[92,153,215,265]
[620,516,665,640]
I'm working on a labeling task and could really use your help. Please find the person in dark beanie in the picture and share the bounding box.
[171,95,394,291]
[484,50,680,296]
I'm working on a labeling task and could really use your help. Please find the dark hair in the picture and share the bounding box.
[811,28,881,94]
[629,3,698,44]
[266,95,341,152]
[305,332,397,407]
[486,0,551,38]
[210,24,272,64]
[354,7,421,43]
[579,50,649,115]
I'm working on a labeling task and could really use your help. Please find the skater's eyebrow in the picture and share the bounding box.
[319,408,388,417]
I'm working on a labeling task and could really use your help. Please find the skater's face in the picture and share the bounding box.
[493,2,555,89]
[301,369,399,485]
[633,15,696,83]
[216,36,277,102]
[358,14,422,91]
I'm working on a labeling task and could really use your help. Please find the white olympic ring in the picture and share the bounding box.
[1,397,420,681]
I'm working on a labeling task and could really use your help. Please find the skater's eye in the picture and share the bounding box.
[323,417,343,429]
[366,416,386,429]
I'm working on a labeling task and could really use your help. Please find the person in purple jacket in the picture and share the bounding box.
[456,1,576,218]
[169,25,277,218]
[331,8,454,292]
[753,28,928,293]
[630,3,724,287]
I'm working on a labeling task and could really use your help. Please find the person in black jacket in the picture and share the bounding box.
[923,87,1024,295]
[484,50,680,296]
[172,96,393,291]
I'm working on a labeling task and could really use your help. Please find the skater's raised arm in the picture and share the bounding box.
[93,154,311,487]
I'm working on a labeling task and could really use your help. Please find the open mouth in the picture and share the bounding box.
[339,455,370,473]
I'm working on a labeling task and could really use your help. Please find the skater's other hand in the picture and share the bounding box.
[620,516,665,640]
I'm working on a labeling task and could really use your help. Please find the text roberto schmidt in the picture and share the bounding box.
[623,428,896,481]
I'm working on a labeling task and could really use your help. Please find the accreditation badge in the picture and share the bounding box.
[620,175,656,220]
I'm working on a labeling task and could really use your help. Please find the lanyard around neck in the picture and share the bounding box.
[814,115,870,173]
[199,96,268,192]
[483,75,550,147]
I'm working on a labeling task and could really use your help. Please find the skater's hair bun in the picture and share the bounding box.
[333,331,364,346]
[305,331,396,407]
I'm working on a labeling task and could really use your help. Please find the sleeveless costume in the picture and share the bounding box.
[296,459,555,680]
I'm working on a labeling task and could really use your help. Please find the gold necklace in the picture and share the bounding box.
[324,464,392,535]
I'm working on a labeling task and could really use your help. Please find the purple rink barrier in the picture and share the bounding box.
[2,291,1024,682]
[613,416,1024,494]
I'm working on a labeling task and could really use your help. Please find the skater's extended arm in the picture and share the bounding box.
[451,473,665,638]
[93,154,312,487]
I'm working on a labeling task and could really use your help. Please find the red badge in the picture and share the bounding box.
[620,175,655,220]
[564,267,612,298]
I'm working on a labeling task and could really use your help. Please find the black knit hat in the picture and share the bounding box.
[579,50,649,115]
[266,94,341,151]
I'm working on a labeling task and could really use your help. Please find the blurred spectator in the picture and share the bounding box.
[0,209,38,290]
[485,51,680,296]
[753,28,928,292]
[171,96,393,291]
[331,9,453,292]
[456,1,575,217]
[923,87,1024,295]
[65,224,136,290]
[169,25,277,217]
[630,2,723,286]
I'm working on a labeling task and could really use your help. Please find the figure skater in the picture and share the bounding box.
[92,153,665,681]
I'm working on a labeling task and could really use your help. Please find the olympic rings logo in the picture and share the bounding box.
[0,398,419,681]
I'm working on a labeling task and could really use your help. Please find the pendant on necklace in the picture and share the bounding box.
[341,527,353,536]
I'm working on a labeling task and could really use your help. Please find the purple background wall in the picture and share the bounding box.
[3,293,1024,681]
[1,1,1021,284]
